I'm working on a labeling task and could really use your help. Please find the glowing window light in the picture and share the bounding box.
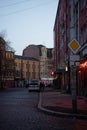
[80,61,87,68]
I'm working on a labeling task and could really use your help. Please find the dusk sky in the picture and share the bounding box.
[0,0,59,55]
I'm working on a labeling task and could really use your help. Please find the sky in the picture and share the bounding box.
[0,0,59,55]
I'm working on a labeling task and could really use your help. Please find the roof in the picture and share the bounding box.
[14,55,39,61]
[36,45,45,56]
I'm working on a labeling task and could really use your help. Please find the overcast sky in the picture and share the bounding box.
[0,0,59,55]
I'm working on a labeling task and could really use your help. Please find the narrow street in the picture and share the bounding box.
[0,88,87,130]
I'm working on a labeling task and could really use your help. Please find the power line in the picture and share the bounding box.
[0,0,57,17]
[0,0,31,8]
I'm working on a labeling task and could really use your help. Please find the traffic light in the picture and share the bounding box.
[51,71,55,76]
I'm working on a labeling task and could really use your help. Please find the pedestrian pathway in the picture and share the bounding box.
[38,87,87,119]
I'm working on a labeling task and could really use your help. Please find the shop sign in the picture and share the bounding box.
[60,62,67,68]
[70,55,80,66]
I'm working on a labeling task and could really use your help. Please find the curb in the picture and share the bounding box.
[38,92,87,120]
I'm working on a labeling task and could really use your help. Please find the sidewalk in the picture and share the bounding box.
[38,87,87,119]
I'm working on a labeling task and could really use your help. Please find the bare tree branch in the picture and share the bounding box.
[0,30,15,52]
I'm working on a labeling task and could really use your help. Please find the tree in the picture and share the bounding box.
[0,30,15,89]
[0,30,15,52]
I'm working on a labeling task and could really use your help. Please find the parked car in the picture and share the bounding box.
[28,80,40,92]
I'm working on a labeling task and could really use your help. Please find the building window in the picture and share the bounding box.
[32,63,35,70]
[16,70,20,77]
[26,64,27,69]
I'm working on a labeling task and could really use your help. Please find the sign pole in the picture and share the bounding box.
[69,0,80,113]
[71,65,77,113]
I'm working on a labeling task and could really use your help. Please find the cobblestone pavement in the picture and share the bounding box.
[38,88,87,129]
[40,88,87,117]
[0,88,87,130]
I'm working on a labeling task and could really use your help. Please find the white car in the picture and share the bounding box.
[28,81,40,92]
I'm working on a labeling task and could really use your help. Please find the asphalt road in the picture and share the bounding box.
[0,88,87,130]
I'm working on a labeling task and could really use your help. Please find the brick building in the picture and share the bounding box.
[22,44,54,80]
[22,45,40,60]
[0,37,6,88]
[54,0,87,96]
[0,37,40,89]
[0,37,15,88]
[54,0,71,91]
[76,0,87,96]
[5,51,15,88]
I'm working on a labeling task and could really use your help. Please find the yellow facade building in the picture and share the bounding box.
[14,55,40,87]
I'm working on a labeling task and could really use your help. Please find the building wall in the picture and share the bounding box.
[54,0,70,71]
[40,46,47,78]
[0,37,6,88]
[5,51,15,88]
[14,55,40,87]
[77,0,87,96]
[15,57,21,79]
[22,59,40,80]
[22,44,54,79]
[79,0,87,46]
[0,40,40,88]
[54,0,87,95]
[22,45,40,60]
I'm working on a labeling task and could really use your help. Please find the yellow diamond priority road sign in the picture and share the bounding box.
[68,39,81,54]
